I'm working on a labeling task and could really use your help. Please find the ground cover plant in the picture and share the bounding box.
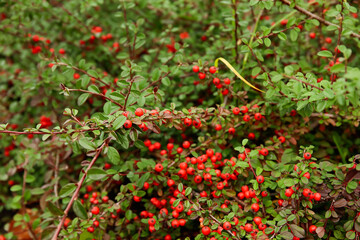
[0,0,360,239]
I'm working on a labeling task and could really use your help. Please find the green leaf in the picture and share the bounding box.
[10,185,22,192]
[317,50,333,58]
[178,183,183,192]
[137,172,150,188]
[289,224,305,238]
[77,93,89,106]
[279,231,293,240]
[161,77,171,86]
[79,138,97,150]
[88,69,99,78]
[278,32,287,41]
[59,183,77,198]
[185,187,192,196]
[107,147,121,165]
[113,116,127,130]
[88,168,107,181]
[47,202,64,216]
[264,38,271,47]
[73,200,88,220]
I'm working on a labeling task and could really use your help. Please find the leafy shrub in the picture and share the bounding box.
[0,0,359,240]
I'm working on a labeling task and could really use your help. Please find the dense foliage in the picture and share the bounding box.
[0,0,360,239]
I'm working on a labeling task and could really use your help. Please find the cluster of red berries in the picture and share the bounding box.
[39,115,53,128]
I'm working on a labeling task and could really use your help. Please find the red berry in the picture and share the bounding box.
[148,218,156,226]
[193,65,200,73]
[87,226,95,233]
[251,203,260,212]
[124,120,132,129]
[167,179,175,187]
[248,132,255,140]
[228,127,235,135]
[304,152,312,160]
[155,163,163,172]
[223,221,231,230]
[182,141,190,149]
[223,78,230,84]
[256,175,264,184]
[260,148,269,156]
[215,124,222,131]
[303,188,311,197]
[309,32,316,39]
[243,115,250,122]
[244,223,253,232]
[209,66,217,74]
[303,172,310,179]
[91,206,100,215]
[278,136,285,143]
[314,192,321,201]
[309,225,317,233]
[240,106,248,113]
[325,37,332,44]
[198,72,206,79]
[261,191,268,197]
[280,19,288,26]
[285,188,294,197]
[254,113,262,121]
[202,226,211,235]
[172,219,179,228]
[135,108,144,117]
[232,107,240,115]
[217,182,224,190]
[278,199,284,207]
[73,73,80,79]
[184,118,192,126]
[213,78,220,85]
[253,216,262,225]
[59,48,66,54]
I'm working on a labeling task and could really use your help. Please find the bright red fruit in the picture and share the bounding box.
[91,206,100,215]
[123,120,132,129]
[135,108,144,116]
[304,152,312,159]
[256,175,264,184]
[309,225,317,233]
[223,221,231,230]
[209,66,217,74]
[155,163,164,172]
[202,226,211,235]
[193,65,199,73]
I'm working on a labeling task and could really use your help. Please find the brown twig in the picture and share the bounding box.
[67,88,123,108]
[51,138,111,240]
[279,0,360,39]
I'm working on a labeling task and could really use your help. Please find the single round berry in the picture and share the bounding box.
[202,226,211,235]
[304,152,312,160]
[256,175,264,184]
[193,65,200,73]
[172,219,179,228]
[223,221,231,230]
[215,124,222,131]
[209,66,217,74]
[124,120,132,129]
[167,179,175,187]
[213,78,220,85]
[251,203,260,212]
[148,218,156,226]
[243,115,250,122]
[223,78,230,84]
[240,106,248,113]
[217,182,224,190]
[244,223,253,232]
[155,163,164,172]
[248,132,255,140]
[182,141,190,149]
[87,226,95,233]
[309,225,317,233]
[254,113,262,121]
[303,172,310,179]
[91,206,100,215]
[260,148,269,156]
[184,118,192,126]
[198,72,206,79]
[135,108,144,117]
[278,136,286,143]
[285,188,294,197]
[314,192,321,201]
[232,107,240,115]
[309,32,316,39]
[228,127,235,135]
[73,73,80,79]
[278,199,284,207]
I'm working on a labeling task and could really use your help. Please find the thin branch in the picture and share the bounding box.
[51,138,111,240]
[282,74,324,91]
[67,88,123,108]
[279,0,360,39]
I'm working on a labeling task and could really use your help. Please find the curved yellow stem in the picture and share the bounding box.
[214,57,264,93]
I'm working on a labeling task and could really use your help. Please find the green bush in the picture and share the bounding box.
[0,0,359,239]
